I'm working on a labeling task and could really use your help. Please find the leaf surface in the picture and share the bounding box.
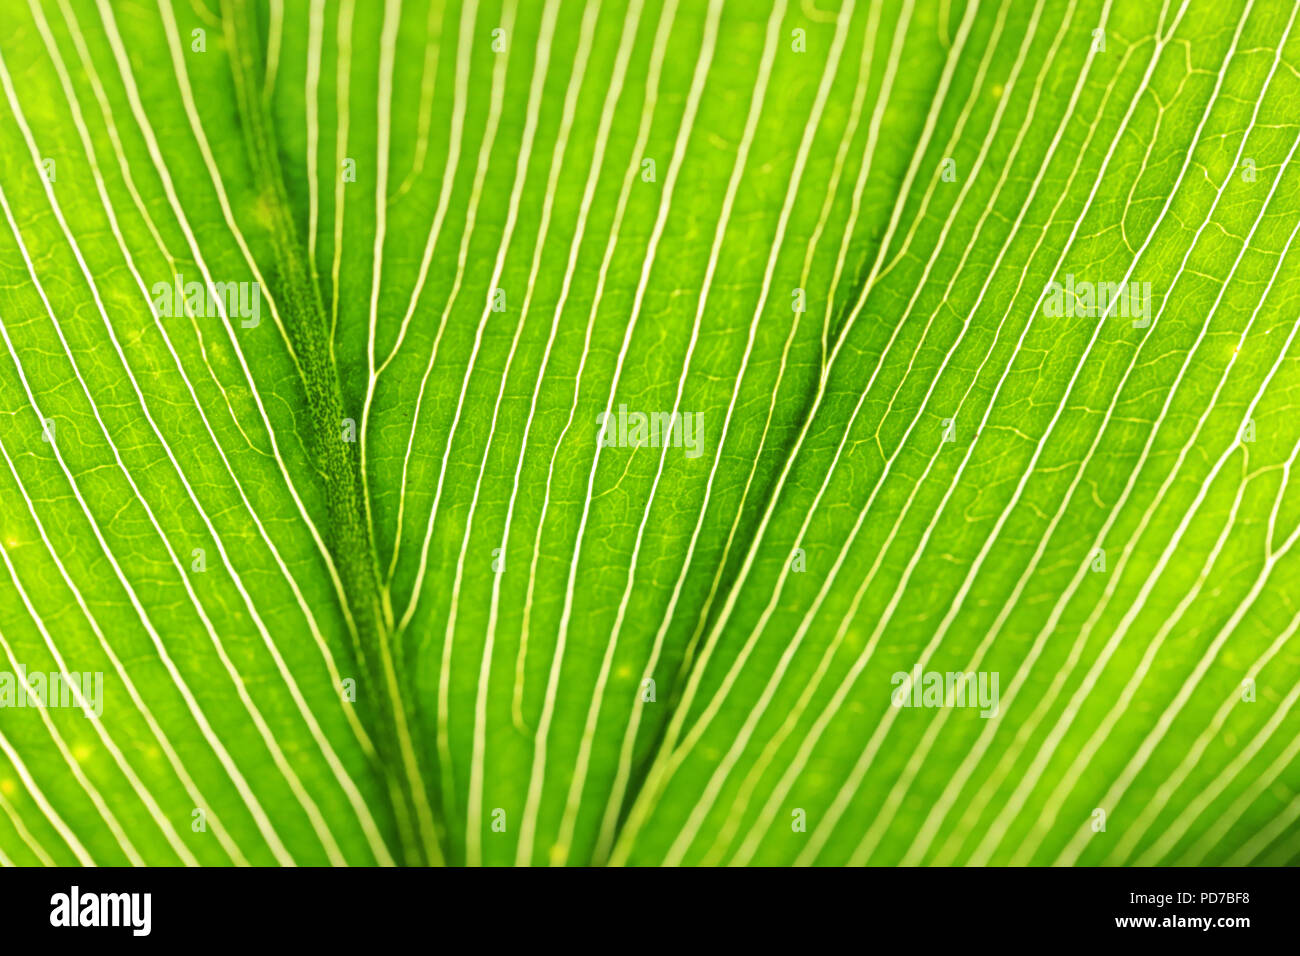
[0,0,1296,867]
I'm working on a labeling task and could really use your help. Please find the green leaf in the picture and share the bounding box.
[0,0,1296,868]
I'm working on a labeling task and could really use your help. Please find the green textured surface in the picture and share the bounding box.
[0,0,1296,866]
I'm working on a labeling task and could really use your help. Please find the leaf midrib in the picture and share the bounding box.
[219,0,442,866]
